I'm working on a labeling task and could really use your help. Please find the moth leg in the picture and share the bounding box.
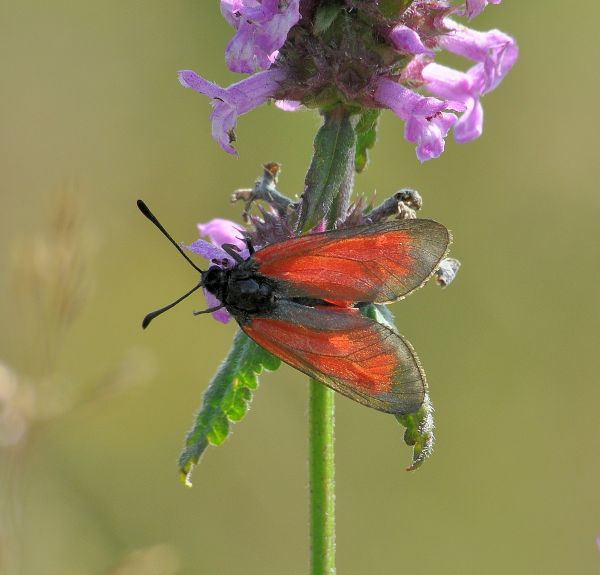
[221,243,245,263]
[193,304,225,316]
[244,236,255,255]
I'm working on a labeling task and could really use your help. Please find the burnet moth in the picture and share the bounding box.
[138,200,450,415]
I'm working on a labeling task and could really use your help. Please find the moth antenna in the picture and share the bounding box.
[193,304,225,316]
[137,199,204,274]
[142,282,204,329]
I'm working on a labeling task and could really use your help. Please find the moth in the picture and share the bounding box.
[138,200,450,415]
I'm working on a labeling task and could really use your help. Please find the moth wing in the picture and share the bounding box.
[241,301,426,414]
[252,219,450,304]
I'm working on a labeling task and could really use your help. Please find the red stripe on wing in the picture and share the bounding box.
[253,220,450,304]
[241,302,425,414]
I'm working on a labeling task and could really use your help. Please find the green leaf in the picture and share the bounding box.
[178,330,280,486]
[395,395,434,471]
[363,303,435,470]
[354,109,380,173]
[298,109,357,232]
[313,3,343,35]
[362,302,397,333]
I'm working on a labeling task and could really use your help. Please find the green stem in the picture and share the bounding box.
[309,379,336,575]
[304,107,357,575]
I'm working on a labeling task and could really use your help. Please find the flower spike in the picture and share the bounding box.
[179,1,517,161]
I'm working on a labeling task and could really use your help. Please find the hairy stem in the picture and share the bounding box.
[305,107,356,575]
[309,379,336,575]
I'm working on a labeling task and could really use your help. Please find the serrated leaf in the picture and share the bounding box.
[207,415,229,445]
[395,394,434,471]
[363,303,435,470]
[178,330,280,486]
[260,351,281,372]
[313,3,343,35]
[228,389,250,421]
[355,109,380,173]
[240,371,258,389]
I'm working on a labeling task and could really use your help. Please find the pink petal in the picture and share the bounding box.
[197,218,247,250]
[454,98,483,143]
[275,99,302,111]
[178,69,285,154]
[389,25,433,55]
[203,289,232,324]
[465,0,502,20]
[375,78,447,120]
[184,239,232,263]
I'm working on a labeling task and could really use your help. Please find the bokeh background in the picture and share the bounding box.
[1,2,598,574]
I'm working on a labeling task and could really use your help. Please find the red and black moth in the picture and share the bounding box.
[138,200,450,415]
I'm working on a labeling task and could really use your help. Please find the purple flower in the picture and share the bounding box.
[196,219,247,250]
[221,0,301,73]
[374,77,459,162]
[464,0,502,20]
[389,24,433,56]
[439,20,518,92]
[184,218,249,323]
[178,68,285,154]
[180,1,517,162]
[418,19,517,144]
[367,12,515,161]
[422,62,484,144]
[405,112,458,162]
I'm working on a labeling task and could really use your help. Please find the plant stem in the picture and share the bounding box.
[309,379,336,575]
[305,107,357,575]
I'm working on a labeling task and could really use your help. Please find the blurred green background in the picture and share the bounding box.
[1,2,598,574]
